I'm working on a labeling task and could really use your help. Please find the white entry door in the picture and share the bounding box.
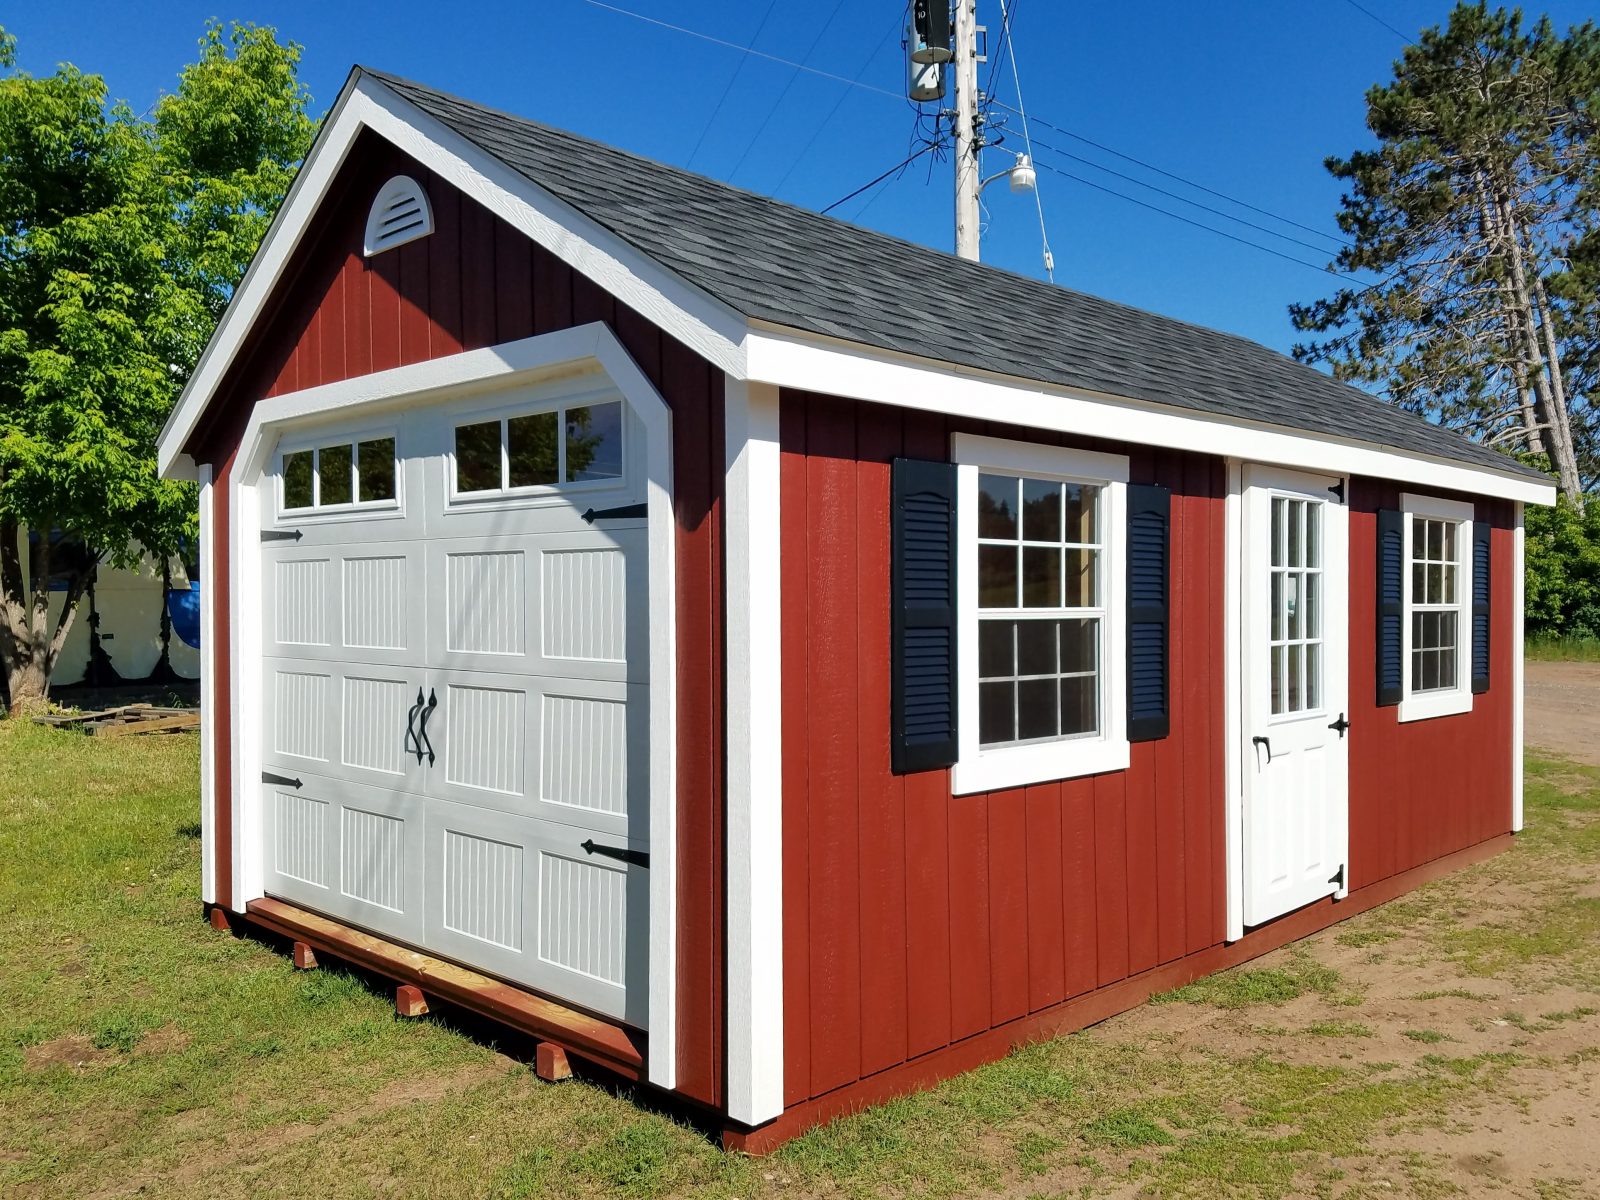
[259,379,651,1027]
[1241,465,1349,926]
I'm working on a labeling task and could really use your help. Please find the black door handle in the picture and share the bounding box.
[417,688,438,766]
[1329,713,1351,737]
[1252,735,1274,764]
[404,687,426,765]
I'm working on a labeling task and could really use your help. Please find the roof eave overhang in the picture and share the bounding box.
[742,320,1556,507]
[159,69,1553,509]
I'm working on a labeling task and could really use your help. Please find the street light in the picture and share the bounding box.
[980,153,1036,195]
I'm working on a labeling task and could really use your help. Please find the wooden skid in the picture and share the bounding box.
[242,897,647,1080]
[34,704,198,737]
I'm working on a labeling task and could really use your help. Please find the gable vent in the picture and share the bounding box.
[363,175,434,257]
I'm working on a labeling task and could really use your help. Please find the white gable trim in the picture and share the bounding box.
[742,326,1556,506]
[158,71,746,478]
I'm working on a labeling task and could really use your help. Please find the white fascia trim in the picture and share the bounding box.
[198,463,217,907]
[227,323,680,1088]
[1512,502,1526,832]
[722,377,784,1126]
[1222,458,1245,943]
[158,72,747,478]
[950,433,1131,797]
[743,327,1557,507]
[1397,491,1475,724]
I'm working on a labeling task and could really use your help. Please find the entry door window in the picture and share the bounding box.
[1269,496,1323,715]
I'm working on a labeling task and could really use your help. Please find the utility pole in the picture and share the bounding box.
[953,0,981,261]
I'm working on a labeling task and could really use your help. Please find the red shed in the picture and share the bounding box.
[156,68,1556,1150]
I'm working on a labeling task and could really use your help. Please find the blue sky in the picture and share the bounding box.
[8,1,1594,358]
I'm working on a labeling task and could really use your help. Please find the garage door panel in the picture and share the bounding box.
[261,381,651,1030]
[265,777,427,950]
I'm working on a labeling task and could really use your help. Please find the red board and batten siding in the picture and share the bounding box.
[778,391,1229,1109]
[777,391,1520,1125]
[1346,482,1517,890]
[185,131,728,1108]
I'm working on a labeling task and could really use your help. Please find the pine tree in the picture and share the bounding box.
[1291,3,1600,503]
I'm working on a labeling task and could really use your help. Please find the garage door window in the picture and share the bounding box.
[454,399,624,497]
[281,436,397,512]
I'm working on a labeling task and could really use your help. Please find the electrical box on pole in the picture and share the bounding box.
[910,0,953,63]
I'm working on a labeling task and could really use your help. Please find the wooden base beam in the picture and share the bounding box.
[207,905,233,933]
[240,896,646,1079]
[396,984,429,1018]
[292,941,318,970]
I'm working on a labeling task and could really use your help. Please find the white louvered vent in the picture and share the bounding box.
[363,175,434,257]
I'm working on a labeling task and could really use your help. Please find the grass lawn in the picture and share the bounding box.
[3,719,1599,1198]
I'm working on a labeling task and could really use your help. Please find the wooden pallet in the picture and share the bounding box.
[34,704,199,737]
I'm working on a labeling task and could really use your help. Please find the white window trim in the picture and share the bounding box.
[446,385,631,505]
[275,427,403,520]
[1398,491,1474,723]
[951,433,1130,795]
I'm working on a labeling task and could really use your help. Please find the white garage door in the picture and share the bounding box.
[259,379,651,1026]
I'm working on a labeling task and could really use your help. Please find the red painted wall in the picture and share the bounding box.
[1346,482,1517,889]
[189,130,727,1108]
[777,394,1521,1113]
[778,391,1229,1107]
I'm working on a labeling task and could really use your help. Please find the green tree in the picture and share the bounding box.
[0,23,314,712]
[1290,3,1600,503]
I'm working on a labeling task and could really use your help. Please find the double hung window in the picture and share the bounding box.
[953,435,1129,794]
[1398,492,1474,722]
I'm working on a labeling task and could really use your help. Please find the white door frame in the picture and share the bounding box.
[1224,461,1351,942]
[223,323,679,1089]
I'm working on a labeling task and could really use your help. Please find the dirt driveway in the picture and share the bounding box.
[1526,660,1600,764]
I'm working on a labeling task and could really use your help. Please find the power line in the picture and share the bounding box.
[1026,134,1347,256]
[685,0,781,168]
[1338,0,1413,44]
[1031,157,1374,282]
[823,142,942,215]
[583,1,1355,260]
[771,18,902,196]
[991,101,1354,248]
[580,1,904,103]
[725,0,850,184]
[992,0,1054,280]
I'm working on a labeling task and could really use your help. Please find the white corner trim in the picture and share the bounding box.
[1223,458,1245,943]
[1512,502,1525,832]
[224,323,679,1086]
[158,72,747,479]
[723,377,784,1126]
[1397,492,1475,724]
[949,433,1131,796]
[198,463,217,907]
[744,328,1557,507]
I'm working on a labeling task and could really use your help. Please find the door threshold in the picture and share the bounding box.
[242,897,647,1079]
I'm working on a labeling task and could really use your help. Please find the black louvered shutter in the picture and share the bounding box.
[1472,520,1492,694]
[891,458,958,773]
[1126,483,1171,742]
[1376,508,1405,707]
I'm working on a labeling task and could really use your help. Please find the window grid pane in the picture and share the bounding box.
[1408,515,1463,695]
[1268,497,1325,716]
[974,469,1105,749]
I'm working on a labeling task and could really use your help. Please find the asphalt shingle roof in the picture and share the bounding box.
[364,68,1546,484]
